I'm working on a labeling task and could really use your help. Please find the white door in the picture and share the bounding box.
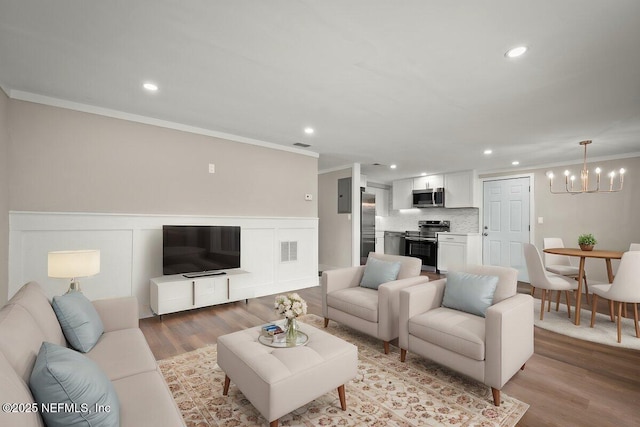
[482,177,530,281]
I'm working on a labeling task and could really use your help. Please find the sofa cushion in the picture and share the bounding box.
[0,304,49,383]
[442,271,499,317]
[360,257,401,289]
[52,292,104,352]
[86,328,158,381]
[409,307,486,361]
[8,282,66,347]
[112,370,186,427]
[327,287,378,322]
[29,342,120,427]
[0,351,44,427]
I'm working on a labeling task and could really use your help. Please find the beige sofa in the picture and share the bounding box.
[0,282,185,427]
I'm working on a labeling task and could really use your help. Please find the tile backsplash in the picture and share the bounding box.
[377,208,480,233]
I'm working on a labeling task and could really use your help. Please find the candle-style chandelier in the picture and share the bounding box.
[546,140,625,194]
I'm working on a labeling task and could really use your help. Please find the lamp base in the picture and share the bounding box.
[66,280,82,293]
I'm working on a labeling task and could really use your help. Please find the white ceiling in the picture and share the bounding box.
[1,1,639,184]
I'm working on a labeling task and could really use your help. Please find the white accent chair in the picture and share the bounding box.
[629,243,640,251]
[590,251,640,343]
[398,264,534,406]
[543,237,588,304]
[523,243,578,320]
[321,253,427,354]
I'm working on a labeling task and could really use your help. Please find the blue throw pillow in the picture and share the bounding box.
[52,292,104,353]
[442,271,499,317]
[360,257,402,290]
[29,342,120,427]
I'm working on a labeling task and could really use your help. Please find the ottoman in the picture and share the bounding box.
[217,321,358,427]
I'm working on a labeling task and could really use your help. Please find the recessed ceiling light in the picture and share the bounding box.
[304,127,314,135]
[505,46,528,59]
[484,149,493,155]
[420,172,427,176]
[512,161,520,166]
[390,164,397,169]
[143,82,158,92]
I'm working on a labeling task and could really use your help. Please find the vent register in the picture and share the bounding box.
[280,241,298,262]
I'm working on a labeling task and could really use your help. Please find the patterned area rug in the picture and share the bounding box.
[158,314,528,426]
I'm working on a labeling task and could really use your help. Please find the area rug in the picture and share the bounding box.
[534,299,640,350]
[158,314,528,426]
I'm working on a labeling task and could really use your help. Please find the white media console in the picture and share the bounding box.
[150,269,251,316]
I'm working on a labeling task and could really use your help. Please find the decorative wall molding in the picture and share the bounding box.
[9,211,319,318]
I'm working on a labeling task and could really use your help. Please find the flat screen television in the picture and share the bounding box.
[163,225,241,276]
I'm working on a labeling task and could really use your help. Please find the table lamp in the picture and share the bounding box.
[48,249,100,293]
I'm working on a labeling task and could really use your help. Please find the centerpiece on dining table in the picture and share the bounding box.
[578,233,597,251]
[274,293,307,343]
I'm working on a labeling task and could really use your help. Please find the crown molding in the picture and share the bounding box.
[8,90,319,159]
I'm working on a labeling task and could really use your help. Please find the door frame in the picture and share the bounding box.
[479,173,536,265]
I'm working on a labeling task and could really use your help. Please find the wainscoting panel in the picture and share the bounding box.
[9,212,319,317]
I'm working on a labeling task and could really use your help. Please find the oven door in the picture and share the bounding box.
[405,238,438,269]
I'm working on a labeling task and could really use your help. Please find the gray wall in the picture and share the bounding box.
[318,168,353,269]
[8,100,318,217]
[0,89,9,305]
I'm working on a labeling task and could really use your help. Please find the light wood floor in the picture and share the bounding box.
[140,282,640,427]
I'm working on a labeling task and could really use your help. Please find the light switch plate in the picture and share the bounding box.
[208,164,215,173]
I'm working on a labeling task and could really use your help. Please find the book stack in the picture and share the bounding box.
[261,324,285,343]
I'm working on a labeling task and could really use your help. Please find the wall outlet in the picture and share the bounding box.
[304,193,313,201]
[208,164,215,174]
[538,217,544,224]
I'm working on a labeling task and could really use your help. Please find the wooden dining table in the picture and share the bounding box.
[542,247,624,325]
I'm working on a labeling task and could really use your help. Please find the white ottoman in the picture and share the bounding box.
[217,322,358,427]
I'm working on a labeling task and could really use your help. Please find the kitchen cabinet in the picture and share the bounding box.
[444,170,477,208]
[392,179,413,210]
[413,174,444,190]
[375,232,385,253]
[436,233,481,272]
[366,187,389,216]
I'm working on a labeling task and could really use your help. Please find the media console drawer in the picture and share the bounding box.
[150,270,250,316]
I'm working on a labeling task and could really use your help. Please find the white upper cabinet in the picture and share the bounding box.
[444,170,477,208]
[365,186,390,217]
[392,179,413,210]
[413,174,444,190]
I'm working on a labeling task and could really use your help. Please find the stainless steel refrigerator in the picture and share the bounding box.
[360,192,376,264]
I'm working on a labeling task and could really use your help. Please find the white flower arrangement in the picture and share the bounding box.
[274,293,307,319]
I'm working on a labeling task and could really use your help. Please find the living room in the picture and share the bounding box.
[2,2,640,426]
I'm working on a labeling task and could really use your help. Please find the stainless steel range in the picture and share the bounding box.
[405,220,450,272]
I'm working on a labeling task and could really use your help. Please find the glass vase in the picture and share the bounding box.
[285,317,298,344]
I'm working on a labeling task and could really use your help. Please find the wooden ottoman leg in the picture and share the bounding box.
[270,420,279,427]
[223,375,230,395]
[337,384,347,410]
[324,318,329,328]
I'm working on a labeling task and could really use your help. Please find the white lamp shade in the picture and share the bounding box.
[48,250,100,279]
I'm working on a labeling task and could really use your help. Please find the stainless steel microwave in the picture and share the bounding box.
[412,188,445,208]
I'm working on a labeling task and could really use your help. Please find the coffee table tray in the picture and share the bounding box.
[258,331,309,348]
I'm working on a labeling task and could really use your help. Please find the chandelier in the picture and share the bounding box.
[546,140,625,194]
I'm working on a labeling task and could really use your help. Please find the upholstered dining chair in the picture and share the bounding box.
[321,253,427,354]
[590,251,640,343]
[523,243,578,320]
[542,237,589,304]
[629,243,640,251]
[398,264,533,406]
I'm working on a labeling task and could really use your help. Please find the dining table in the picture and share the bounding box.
[542,247,624,325]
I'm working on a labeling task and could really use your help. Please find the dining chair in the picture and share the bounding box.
[590,251,640,343]
[523,243,578,320]
[629,243,640,251]
[542,237,589,304]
